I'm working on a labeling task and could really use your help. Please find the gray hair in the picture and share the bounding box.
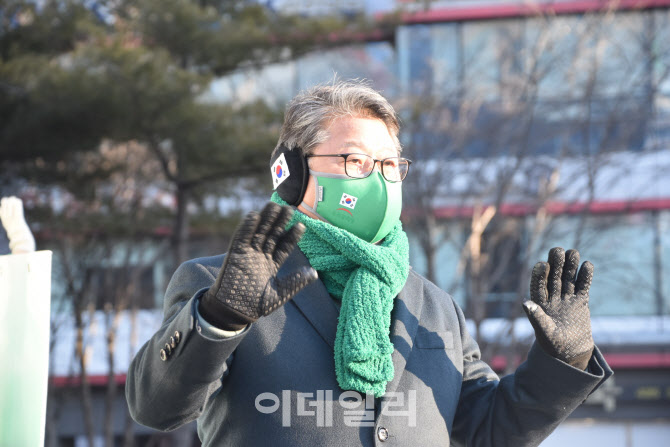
[272,80,401,159]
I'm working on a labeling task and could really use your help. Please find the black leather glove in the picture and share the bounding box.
[523,247,595,370]
[199,202,318,331]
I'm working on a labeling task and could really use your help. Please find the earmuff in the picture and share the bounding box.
[269,144,309,206]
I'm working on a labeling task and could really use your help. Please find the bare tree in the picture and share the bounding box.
[43,142,173,446]
[398,7,669,367]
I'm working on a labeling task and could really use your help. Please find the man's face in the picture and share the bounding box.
[298,115,398,218]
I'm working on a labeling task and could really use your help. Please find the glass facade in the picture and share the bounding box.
[405,210,670,318]
[537,213,660,316]
[398,11,669,102]
[295,42,397,94]
[395,7,670,318]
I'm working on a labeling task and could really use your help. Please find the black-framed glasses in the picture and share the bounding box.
[305,153,412,182]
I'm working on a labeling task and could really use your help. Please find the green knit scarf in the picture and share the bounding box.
[271,193,409,397]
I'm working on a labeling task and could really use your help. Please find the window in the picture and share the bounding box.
[88,265,156,310]
[539,213,660,316]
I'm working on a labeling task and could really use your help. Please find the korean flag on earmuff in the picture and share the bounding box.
[269,145,309,206]
[271,153,290,189]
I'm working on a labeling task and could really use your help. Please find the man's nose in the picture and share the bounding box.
[372,159,383,173]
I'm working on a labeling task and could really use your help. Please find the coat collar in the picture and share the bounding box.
[284,247,425,398]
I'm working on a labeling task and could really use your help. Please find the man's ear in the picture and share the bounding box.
[270,145,309,206]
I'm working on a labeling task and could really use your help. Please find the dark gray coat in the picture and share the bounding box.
[126,249,612,446]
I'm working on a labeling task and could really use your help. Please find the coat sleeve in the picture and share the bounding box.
[125,257,252,431]
[449,298,612,447]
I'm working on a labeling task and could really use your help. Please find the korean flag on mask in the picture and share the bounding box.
[271,153,290,189]
[339,193,358,209]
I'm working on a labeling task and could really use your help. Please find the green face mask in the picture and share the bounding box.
[301,170,402,243]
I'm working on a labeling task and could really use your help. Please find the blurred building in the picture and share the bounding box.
[392,0,670,444]
[271,0,364,16]
[44,0,670,445]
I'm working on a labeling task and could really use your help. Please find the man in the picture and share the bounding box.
[126,81,612,446]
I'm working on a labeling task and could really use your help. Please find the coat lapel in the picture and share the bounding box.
[384,269,424,400]
[286,248,339,350]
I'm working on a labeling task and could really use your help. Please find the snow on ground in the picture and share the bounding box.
[49,309,670,377]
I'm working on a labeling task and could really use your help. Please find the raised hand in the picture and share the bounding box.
[199,202,317,331]
[523,247,595,370]
[0,196,36,254]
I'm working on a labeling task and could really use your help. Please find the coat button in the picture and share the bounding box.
[160,349,167,361]
[174,331,181,344]
[377,426,389,442]
[164,343,172,356]
[169,336,176,349]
